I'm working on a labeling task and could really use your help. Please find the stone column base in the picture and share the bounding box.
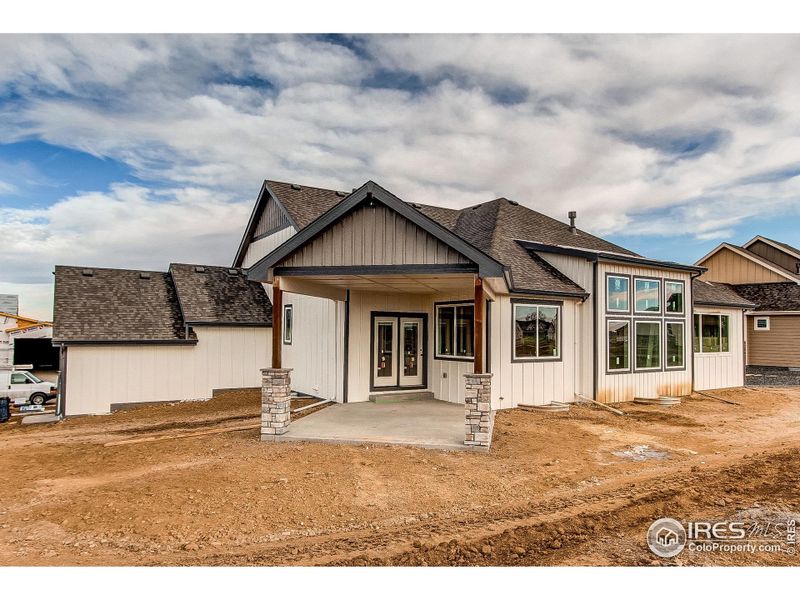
[464,373,494,449]
[261,368,292,439]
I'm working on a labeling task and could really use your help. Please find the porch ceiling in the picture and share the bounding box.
[283,273,474,294]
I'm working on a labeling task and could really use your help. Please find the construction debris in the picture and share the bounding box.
[518,402,570,413]
[634,396,682,407]
[575,393,625,416]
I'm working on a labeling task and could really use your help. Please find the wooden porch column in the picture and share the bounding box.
[272,278,282,368]
[474,276,484,373]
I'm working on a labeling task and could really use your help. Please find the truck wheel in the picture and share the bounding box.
[30,394,47,406]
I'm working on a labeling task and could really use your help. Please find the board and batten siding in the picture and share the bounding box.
[596,262,693,403]
[746,241,799,274]
[64,326,271,416]
[278,204,471,268]
[694,308,745,390]
[536,252,594,399]
[699,247,791,284]
[241,223,343,402]
[253,195,292,238]
[747,315,800,367]
[490,295,578,409]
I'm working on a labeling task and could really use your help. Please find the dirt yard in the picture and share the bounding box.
[1,387,798,566]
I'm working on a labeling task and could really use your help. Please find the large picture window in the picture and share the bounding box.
[665,322,685,369]
[693,314,730,353]
[513,303,561,360]
[635,321,661,370]
[665,281,684,314]
[606,275,630,312]
[435,303,474,359]
[607,320,630,371]
[634,278,661,313]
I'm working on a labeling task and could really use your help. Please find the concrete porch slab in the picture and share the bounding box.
[270,399,478,452]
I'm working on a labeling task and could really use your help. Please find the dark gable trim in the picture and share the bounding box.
[232,181,299,268]
[274,264,477,277]
[517,240,706,275]
[247,181,506,282]
[54,339,199,346]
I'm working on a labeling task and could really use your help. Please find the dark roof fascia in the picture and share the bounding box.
[507,286,590,300]
[248,181,506,281]
[693,300,756,309]
[53,339,199,346]
[517,240,706,275]
[273,264,478,277]
[232,181,300,268]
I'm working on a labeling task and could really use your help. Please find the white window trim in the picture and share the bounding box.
[606,275,630,313]
[664,280,685,315]
[694,313,731,354]
[283,305,293,345]
[633,277,662,315]
[434,302,474,360]
[664,321,686,370]
[512,302,562,361]
[754,316,771,331]
[634,320,662,371]
[606,319,631,373]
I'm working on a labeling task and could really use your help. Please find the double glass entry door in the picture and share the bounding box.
[373,315,425,389]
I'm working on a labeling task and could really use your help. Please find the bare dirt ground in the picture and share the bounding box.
[1,387,798,566]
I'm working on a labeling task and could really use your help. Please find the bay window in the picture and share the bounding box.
[634,278,661,313]
[607,320,630,371]
[665,322,685,369]
[635,321,661,370]
[513,302,561,360]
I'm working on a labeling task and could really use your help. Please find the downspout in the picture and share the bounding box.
[56,345,67,419]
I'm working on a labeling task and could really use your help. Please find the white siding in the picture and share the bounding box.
[694,308,745,389]
[596,262,693,402]
[65,326,271,416]
[241,224,342,402]
[491,295,578,409]
[241,227,295,269]
[537,252,594,398]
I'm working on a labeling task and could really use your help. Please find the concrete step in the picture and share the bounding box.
[369,391,435,404]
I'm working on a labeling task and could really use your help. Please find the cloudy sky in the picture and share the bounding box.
[1,34,799,319]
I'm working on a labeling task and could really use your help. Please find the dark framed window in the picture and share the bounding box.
[513,303,561,360]
[606,275,630,312]
[607,320,630,371]
[694,314,730,353]
[665,281,684,314]
[634,278,661,313]
[635,321,661,370]
[435,303,474,359]
[665,321,685,369]
[283,305,293,345]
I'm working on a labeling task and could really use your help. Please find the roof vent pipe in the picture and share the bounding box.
[568,211,577,233]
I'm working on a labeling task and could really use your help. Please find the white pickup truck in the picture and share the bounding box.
[0,370,57,406]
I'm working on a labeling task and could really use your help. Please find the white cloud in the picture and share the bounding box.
[2,34,800,317]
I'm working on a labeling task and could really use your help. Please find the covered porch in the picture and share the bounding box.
[249,182,503,450]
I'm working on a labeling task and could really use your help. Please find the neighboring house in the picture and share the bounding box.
[54,178,755,418]
[52,264,272,415]
[0,294,19,316]
[696,235,800,369]
[0,311,54,369]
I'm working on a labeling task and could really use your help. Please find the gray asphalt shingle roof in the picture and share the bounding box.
[266,180,348,229]
[169,264,272,325]
[53,266,191,343]
[732,282,800,312]
[692,280,756,308]
[54,264,272,343]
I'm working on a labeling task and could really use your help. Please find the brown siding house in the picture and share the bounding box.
[695,236,800,372]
